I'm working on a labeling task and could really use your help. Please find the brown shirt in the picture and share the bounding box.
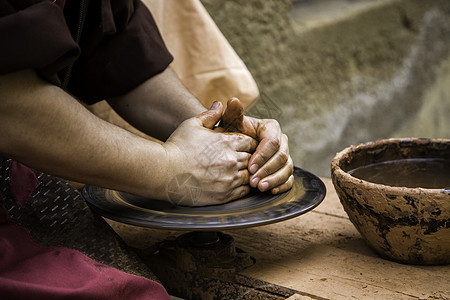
[0,0,173,104]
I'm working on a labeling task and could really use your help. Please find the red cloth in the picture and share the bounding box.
[0,162,170,299]
[9,161,38,207]
[0,218,170,300]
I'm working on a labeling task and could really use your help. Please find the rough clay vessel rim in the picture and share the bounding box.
[331,137,450,265]
[331,137,450,193]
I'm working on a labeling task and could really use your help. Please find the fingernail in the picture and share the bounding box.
[210,101,219,110]
[249,164,258,174]
[260,181,269,192]
[251,177,260,187]
[272,188,279,194]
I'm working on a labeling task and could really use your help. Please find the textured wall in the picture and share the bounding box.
[200,0,450,177]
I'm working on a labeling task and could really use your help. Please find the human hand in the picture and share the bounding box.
[218,98,294,194]
[163,101,257,206]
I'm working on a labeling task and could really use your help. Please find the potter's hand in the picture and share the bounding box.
[163,102,257,206]
[218,98,294,194]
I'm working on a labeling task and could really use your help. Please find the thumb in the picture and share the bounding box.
[219,97,244,132]
[196,101,223,129]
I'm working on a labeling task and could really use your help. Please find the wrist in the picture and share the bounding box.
[136,142,172,201]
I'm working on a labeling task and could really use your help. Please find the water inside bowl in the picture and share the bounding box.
[348,158,450,189]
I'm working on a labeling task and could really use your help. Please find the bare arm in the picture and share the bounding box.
[0,70,256,205]
[107,67,205,141]
[0,69,169,199]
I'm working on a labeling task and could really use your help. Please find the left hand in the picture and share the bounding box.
[217,98,294,194]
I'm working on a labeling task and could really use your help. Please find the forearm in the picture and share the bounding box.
[107,67,206,141]
[0,70,169,199]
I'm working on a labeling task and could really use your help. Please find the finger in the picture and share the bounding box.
[219,97,244,132]
[271,174,295,194]
[235,152,252,170]
[205,171,250,203]
[212,169,250,186]
[212,169,250,188]
[248,136,281,174]
[196,101,224,129]
[237,168,250,186]
[213,126,226,133]
[224,133,258,153]
[225,185,252,202]
[250,134,289,182]
[254,157,294,192]
[199,183,251,205]
[248,120,285,174]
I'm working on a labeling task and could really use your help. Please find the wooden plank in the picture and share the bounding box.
[233,178,450,299]
[107,178,450,299]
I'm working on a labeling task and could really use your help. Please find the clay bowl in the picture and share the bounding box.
[331,138,450,265]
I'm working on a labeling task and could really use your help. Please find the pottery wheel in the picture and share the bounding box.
[82,167,326,230]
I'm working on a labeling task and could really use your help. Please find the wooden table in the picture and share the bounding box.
[107,178,450,299]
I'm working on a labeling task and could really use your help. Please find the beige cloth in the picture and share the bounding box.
[89,0,259,138]
[143,0,259,108]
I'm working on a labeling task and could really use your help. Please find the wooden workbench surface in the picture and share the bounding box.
[107,178,450,299]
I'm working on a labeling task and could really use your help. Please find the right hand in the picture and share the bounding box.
[216,98,294,195]
[162,101,257,206]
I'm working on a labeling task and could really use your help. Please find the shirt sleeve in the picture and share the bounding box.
[66,0,174,104]
[0,0,80,85]
[0,0,173,104]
